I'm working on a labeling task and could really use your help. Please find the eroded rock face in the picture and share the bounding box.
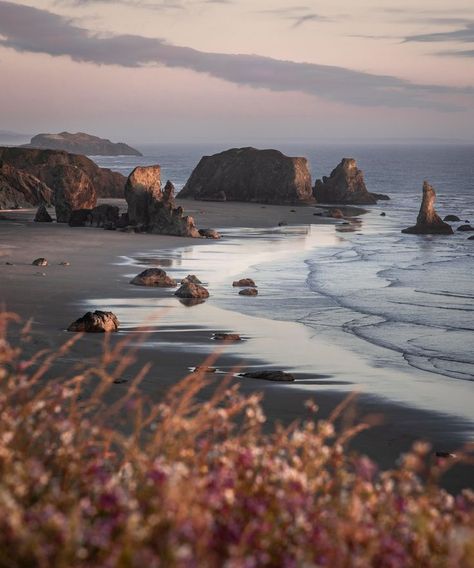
[174,282,209,299]
[0,161,53,209]
[34,205,53,222]
[50,165,97,223]
[179,147,313,204]
[67,310,119,332]
[130,268,176,287]
[0,147,126,199]
[402,182,454,235]
[125,171,200,237]
[313,158,389,204]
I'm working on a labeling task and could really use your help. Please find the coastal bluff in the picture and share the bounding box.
[179,147,313,204]
[22,131,142,157]
[0,147,126,202]
[313,158,389,204]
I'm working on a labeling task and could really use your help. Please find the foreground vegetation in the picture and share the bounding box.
[0,313,473,567]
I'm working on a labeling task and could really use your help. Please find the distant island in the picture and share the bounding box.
[21,131,142,157]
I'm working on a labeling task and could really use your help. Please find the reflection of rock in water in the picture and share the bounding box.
[134,257,176,267]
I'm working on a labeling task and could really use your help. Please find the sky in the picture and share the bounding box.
[0,0,473,143]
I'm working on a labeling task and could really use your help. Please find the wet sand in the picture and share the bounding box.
[1,201,472,491]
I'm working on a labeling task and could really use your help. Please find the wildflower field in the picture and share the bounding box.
[0,313,473,567]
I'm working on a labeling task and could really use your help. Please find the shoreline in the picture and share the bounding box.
[1,202,473,491]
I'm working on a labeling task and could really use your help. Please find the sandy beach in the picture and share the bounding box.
[1,200,472,491]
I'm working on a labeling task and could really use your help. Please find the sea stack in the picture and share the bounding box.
[125,168,200,237]
[179,147,313,204]
[313,158,388,204]
[402,181,453,235]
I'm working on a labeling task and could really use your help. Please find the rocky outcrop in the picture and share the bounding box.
[239,370,295,382]
[51,165,97,223]
[34,205,53,222]
[23,131,142,157]
[125,170,200,237]
[0,161,53,209]
[174,281,209,299]
[313,158,389,204]
[179,147,313,204]
[0,147,126,199]
[233,278,256,287]
[131,268,176,287]
[457,224,474,232]
[67,310,119,333]
[402,182,454,235]
[239,288,258,296]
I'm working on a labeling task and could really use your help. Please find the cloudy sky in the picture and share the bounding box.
[0,0,473,143]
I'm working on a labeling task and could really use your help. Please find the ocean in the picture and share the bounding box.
[92,143,474,422]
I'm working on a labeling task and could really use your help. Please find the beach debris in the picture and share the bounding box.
[213,333,241,341]
[67,310,119,333]
[314,158,389,204]
[192,366,217,374]
[457,224,474,232]
[32,257,48,266]
[198,228,221,239]
[174,281,209,299]
[239,370,295,382]
[34,204,53,223]
[402,182,454,235]
[59,261,70,266]
[131,268,176,287]
[443,214,461,222]
[233,278,256,287]
[179,147,313,204]
[239,288,258,296]
[182,274,202,285]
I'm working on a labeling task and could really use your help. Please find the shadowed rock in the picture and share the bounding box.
[199,228,221,239]
[182,274,202,285]
[239,370,295,382]
[67,310,119,333]
[233,278,256,287]
[68,209,92,227]
[179,147,313,204]
[313,158,389,204]
[131,268,176,287]
[32,258,48,266]
[402,182,454,235]
[49,165,96,223]
[457,224,474,232]
[125,171,199,237]
[239,288,258,296]
[213,333,241,341]
[0,161,53,209]
[444,215,461,222]
[174,281,209,299]
[34,205,53,222]
[91,204,120,228]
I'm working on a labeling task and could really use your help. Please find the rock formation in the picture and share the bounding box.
[0,161,53,209]
[313,158,389,204]
[174,281,209,299]
[402,181,454,235]
[0,147,126,199]
[68,209,93,227]
[444,215,461,222]
[457,224,474,232]
[67,310,119,333]
[130,268,176,287]
[23,131,142,157]
[125,170,200,237]
[90,204,120,227]
[179,147,313,204]
[34,205,53,222]
[182,275,202,285]
[51,165,97,223]
[239,288,258,296]
[233,278,256,287]
[198,228,221,239]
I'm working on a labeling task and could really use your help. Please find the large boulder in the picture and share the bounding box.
[67,310,119,332]
[0,147,126,198]
[174,281,209,299]
[402,181,454,235]
[23,131,142,157]
[125,171,200,237]
[179,147,313,204]
[0,161,53,209]
[313,158,388,204]
[48,165,96,223]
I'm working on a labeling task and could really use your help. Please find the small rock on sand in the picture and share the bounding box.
[198,228,221,239]
[32,258,48,266]
[233,278,256,287]
[239,370,295,382]
[192,366,217,374]
[67,310,119,333]
[239,288,258,296]
[131,268,176,287]
[213,333,241,341]
[175,281,209,299]
[443,215,461,222]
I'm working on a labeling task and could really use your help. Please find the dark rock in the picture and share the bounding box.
[0,161,53,209]
[174,281,209,299]
[192,366,217,374]
[50,165,96,223]
[131,268,176,287]
[239,288,258,296]
[67,310,119,333]
[179,147,313,204]
[23,131,142,157]
[457,224,474,232]
[290,209,296,212]
[125,171,199,237]
[233,278,256,287]
[68,209,93,227]
[91,204,120,227]
[0,147,125,199]
[198,228,221,239]
[328,208,344,219]
[34,204,53,222]
[402,182,454,235]
[213,333,241,341]
[313,158,389,204]
[380,212,386,217]
[116,213,129,229]
[32,257,48,266]
[239,370,295,382]
[443,215,461,222]
[182,274,202,285]
[278,221,288,226]
[468,236,474,240]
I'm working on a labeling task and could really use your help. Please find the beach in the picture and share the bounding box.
[1,200,472,492]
